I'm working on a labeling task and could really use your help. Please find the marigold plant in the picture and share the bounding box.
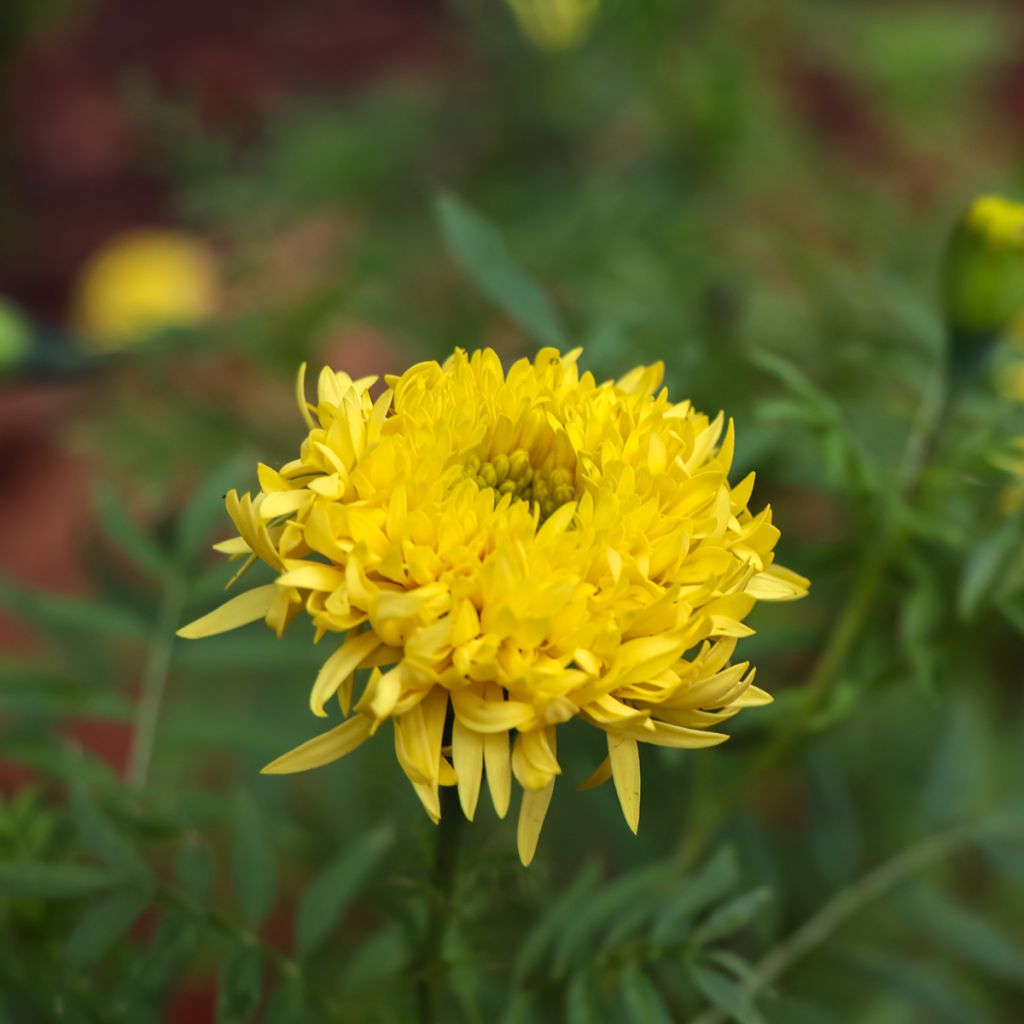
[179,348,808,864]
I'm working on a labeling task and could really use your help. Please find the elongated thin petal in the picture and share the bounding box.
[177,585,277,639]
[517,780,555,867]
[261,715,372,774]
[578,756,611,791]
[623,720,729,749]
[310,632,382,717]
[451,718,484,821]
[608,734,640,834]
[451,687,534,734]
[483,728,511,819]
[746,563,810,600]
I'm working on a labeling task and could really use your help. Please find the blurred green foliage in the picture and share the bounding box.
[2,0,1024,1021]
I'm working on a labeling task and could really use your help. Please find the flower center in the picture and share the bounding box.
[465,448,576,519]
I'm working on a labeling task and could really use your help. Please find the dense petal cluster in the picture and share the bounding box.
[179,347,808,864]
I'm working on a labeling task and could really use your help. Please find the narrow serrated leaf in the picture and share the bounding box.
[232,793,276,927]
[620,964,673,1024]
[692,888,771,946]
[176,839,215,901]
[295,827,391,958]
[64,888,151,968]
[554,862,677,975]
[515,860,601,980]
[0,577,148,640]
[263,979,307,1024]
[566,971,605,1024]
[911,887,1024,983]
[436,192,565,344]
[93,484,171,581]
[958,519,1023,618]
[650,847,739,946]
[0,861,118,898]
[176,456,250,562]
[689,961,764,1024]
[217,943,263,1024]
[71,786,148,878]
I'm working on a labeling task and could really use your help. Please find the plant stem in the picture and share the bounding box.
[127,579,185,789]
[689,807,1024,1024]
[418,786,463,1024]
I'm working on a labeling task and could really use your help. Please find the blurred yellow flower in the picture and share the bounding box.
[506,0,599,51]
[73,230,218,350]
[179,348,807,865]
[944,194,1024,338]
[966,194,1024,250]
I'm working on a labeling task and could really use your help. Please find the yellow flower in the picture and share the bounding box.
[179,348,808,865]
[73,230,218,350]
[965,195,1024,250]
[506,0,599,51]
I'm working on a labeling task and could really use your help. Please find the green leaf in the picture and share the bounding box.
[71,785,149,878]
[763,996,841,1024]
[689,961,764,1024]
[295,827,392,959]
[93,483,171,581]
[554,862,678,975]
[841,946,985,1024]
[0,861,118,898]
[176,456,250,562]
[339,922,407,993]
[650,846,739,946]
[63,887,151,968]
[232,792,276,927]
[515,860,601,980]
[177,839,215,902]
[911,887,1024,983]
[620,964,673,1024]
[435,192,566,344]
[263,979,307,1024]
[112,913,199,1013]
[921,696,988,826]
[217,943,264,1024]
[958,518,1023,618]
[499,993,535,1024]
[566,971,605,1024]
[0,577,149,640]
[691,887,772,946]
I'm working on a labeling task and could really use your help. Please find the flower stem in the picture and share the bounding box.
[418,786,463,1024]
[127,578,185,789]
[689,806,1024,1024]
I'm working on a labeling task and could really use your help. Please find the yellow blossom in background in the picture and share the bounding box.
[179,348,808,865]
[73,230,218,350]
[506,0,599,51]
[944,194,1024,338]
[966,195,1024,250]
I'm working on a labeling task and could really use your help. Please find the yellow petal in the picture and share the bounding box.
[296,361,315,429]
[310,632,382,717]
[261,715,372,774]
[412,781,441,823]
[483,726,511,819]
[212,536,251,556]
[517,780,555,867]
[746,563,810,601]
[578,756,611,791]
[608,734,640,834]
[176,585,277,639]
[277,562,346,592]
[452,718,483,821]
[451,686,535,734]
[624,720,729,749]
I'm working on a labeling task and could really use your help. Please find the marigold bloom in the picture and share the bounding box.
[179,348,808,864]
